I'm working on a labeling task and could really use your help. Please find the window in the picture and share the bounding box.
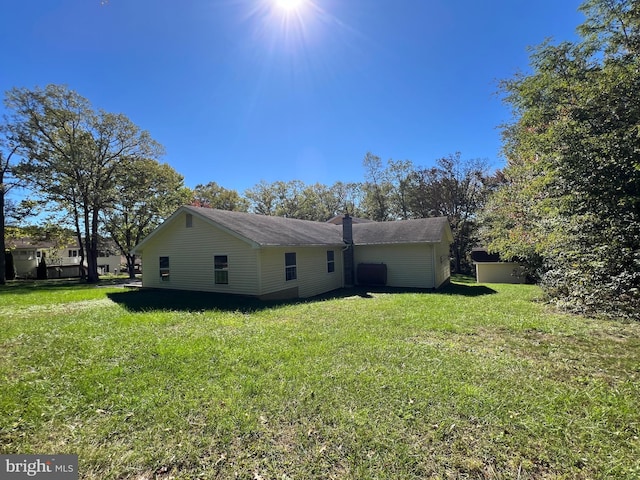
[69,250,77,258]
[327,250,335,273]
[214,255,228,284]
[186,213,193,228]
[285,252,297,281]
[159,256,170,281]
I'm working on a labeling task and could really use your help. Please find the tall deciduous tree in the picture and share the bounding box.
[483,0,640,318]
[361,152,393,221]
[103,159,191,278]
[192,181,249,212]
[244,180,278,216]
[6,84,164,283]
[0,125,18,285]
[407,153,490,273]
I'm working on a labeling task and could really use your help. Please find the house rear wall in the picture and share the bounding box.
[140,212,260,294]
[258,246,344,298]
[354,244,437,289]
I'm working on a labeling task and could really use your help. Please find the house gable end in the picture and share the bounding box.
[132,207,260,254]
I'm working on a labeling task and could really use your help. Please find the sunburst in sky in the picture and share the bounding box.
[274,0,306,12]
[246,0,329,53]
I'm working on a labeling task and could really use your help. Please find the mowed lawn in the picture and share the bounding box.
[0,279,639,479]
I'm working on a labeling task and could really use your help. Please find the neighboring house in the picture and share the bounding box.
[131,206,453,299]
[471,248,526,284]
[10,239,54,279]
[7,238,124,279]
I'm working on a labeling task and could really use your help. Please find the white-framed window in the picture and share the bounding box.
[285,252,297,281]
[214,255,228,284]
[159,256,170,281]
[327,250,335,273]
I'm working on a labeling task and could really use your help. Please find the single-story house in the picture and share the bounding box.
[471,248,526,284]
[131,206,453,299]
[7,238,123,279]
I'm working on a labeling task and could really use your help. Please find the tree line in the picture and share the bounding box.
[480,0,640,319]
[0,85,495,284]
[193,152,495,274]
[2,0,638,320]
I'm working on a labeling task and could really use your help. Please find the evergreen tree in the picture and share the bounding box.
[36,255,47,280]
[4,250,15,280]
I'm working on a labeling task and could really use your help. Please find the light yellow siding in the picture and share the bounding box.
[140,212,259,294]
[258,246,344,298]
[475,262,525,284]
[354,244,436,289]
[434,240,451,288]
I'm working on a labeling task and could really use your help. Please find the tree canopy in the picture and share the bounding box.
[5,84,167,282]
[482,0,640,319]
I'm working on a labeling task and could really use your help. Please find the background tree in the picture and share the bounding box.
[36,255,47,280]
[483,0,640,319]
[6,84,164,283]
[407,153,491,273]
[103,159,191,278]
[299,181,364,221]
[361,152,393,221]
[386,159,415,220]
[244,180,278,216]
[4,250,15,280]
[0,124,20,284]
[245,179,365,220]
[192,181,249,211]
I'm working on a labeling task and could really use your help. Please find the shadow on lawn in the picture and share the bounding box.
[107,281,496,313]
[440,281,497,297]
[0,279,96,295]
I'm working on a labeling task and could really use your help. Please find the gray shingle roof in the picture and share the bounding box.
[185,207,450,247]
[352,217,451,245]
[186,206,344,246]
[132,206,452,254]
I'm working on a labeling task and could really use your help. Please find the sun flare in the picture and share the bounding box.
[274,0,305,12]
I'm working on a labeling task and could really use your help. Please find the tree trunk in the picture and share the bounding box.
[0,174,5,285]
[85,209,100,283]
[126,254,136,279]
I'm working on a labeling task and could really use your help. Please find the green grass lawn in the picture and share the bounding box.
[1,279,639,479]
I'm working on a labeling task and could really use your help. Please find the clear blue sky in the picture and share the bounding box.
[1,0,584,193]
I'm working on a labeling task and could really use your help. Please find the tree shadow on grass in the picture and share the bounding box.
[107,288,280,313]
[440,281,497,297]
[107,287,397,313]
[107,281,497,314]
[0,279,94,295]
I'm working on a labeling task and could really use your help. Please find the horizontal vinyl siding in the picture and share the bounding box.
[476,262,525,284]
[140,212,259,294]
[434,241,451,288]
[354,244,435,289]
[259,246,344,298]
